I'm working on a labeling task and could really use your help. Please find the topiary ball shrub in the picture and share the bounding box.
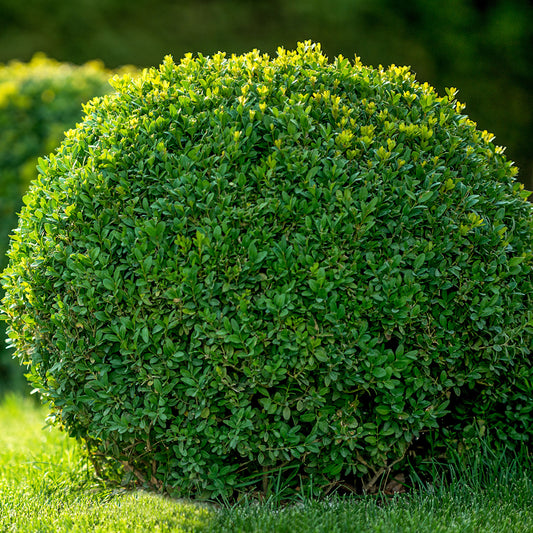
[2,42,532,498]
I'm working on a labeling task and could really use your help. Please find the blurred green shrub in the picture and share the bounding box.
[0,54,131,395]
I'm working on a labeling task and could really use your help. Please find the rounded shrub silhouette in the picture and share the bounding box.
[2,42,532,498]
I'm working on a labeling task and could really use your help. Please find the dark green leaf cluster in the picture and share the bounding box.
[2,42,532,498]
[0,55,129,393]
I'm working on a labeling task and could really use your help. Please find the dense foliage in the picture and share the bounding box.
[0,55,125,393]
[2,42,532,498]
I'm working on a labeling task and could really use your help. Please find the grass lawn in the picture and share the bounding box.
[1,393,531,532]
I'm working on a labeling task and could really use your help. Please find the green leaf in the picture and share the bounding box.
[315,348,328,362]
[227,334,242,345]
[418,190,433,203]
[372,367,387,379]
[143,256,153,271]
[413,253,426,269]
[306,166,320,180]
[248,242,257,262]
[509,256,524,267]
[141,326,150,343]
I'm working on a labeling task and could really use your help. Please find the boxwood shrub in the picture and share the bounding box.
[0,54,131,393]
[2,42,532,498]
